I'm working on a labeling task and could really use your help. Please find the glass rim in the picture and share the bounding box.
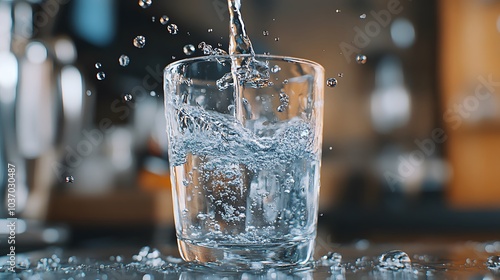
[164,54,325,73]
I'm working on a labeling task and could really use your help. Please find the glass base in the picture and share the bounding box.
[177,238,315,269]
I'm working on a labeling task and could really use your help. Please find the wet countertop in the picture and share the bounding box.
[2,240,500,279]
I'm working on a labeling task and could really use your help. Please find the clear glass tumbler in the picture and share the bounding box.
[164,54,324,268]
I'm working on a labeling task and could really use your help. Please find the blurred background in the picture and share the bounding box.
[1,0,500,254]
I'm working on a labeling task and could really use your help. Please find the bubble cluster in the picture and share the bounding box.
[133,35,146,48]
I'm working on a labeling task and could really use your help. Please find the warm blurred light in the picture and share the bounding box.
[26,41,47,64]
[61,65,83,119]
[390,18,415,49]
[55,38,77,64]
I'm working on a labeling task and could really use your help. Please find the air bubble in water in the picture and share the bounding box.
[159,15,169,25]
[167,24,179,34]
[183,44,195,55]
[118,55,130,67]
[356,54,367,64]
[487,256,500,270]
[271,65,281,73]
[65,176,74,183]
[263,30,269,36]
[326,77,337,87]
[360,13,367,19]
[138,0,152,9]
[123,94,133,102]
[378,250,411,271]
[133,36,146,48]
[94,62,102,69]
[96,72,106,80]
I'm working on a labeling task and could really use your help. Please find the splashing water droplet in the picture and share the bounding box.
[123,94,133,102]
[133,36,146,48]
[360,13,367,19]
[274,37,280,41]
[159,15,169,25]
[277,105,286,112]
[65,176,74,183]
[118,55,130,67]
[167,23,179,34]
[326,78,337,87]
[271,65,281,73]
[208,28,213,33]
[138,0,152,8]
[151,16,155,22]
[263,30,269,36]
[94,62,101,69]
[356,54,367,64]
[487,256,500,270]
[96,72,106,81]
[183,44,195,55]
[338,73,344,78]
[329,146,333,150]
[320,252,342,266]
[150,91,156,97]
[378,250,411,271]
[86,90,92,96]
[197,213,207,220]
[336,9,341,13]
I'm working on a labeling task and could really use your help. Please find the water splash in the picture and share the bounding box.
[138,0,152,8]
[96,72,106,81]
[118,55,130,67]
[64,176,74,183]
[133,36,146,48]
[487,255,500,271]
[326,77,337,87]
[159,15,169,25]
[167,24,178,34]
[355,54,367,64]
[183,44,195,55]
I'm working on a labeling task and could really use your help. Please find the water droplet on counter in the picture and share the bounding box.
[138,0,152,8]
[94,62,102,69]
[326,77,337,87]
[487,256,500,270]
[133,36,146,48]
[183,44,195,55]
[123,94,133,102]
[360,13,367,19]
[118,54,130,67]
[263,30,269,36]
[378,250,411,271]
[159,15,169,25]
[96,72,106,80]
[167,23,179,34]
[356,54,367,64]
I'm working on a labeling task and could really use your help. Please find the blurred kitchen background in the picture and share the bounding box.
[1,0,500,253]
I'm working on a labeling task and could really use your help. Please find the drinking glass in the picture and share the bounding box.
[164,54,324,268]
